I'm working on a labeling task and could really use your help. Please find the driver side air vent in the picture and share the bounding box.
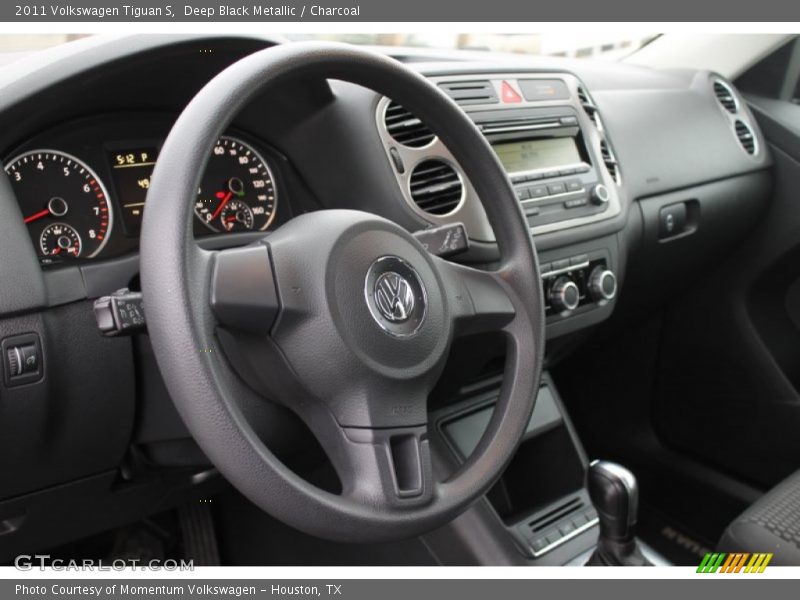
[384,101,436,148]
[576,85,602,130]
[600,140,621,185]
[408,159,463,215]
[734,120,757,154]
[712,79,738,113]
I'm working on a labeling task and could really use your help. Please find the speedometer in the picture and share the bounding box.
[194,137,277,233]
[5,150,113,259]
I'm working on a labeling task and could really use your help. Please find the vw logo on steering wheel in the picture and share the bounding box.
[374,271,415,322]
[365,256,427,337]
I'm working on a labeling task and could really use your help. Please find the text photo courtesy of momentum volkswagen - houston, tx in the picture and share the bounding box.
[0,1,798,596]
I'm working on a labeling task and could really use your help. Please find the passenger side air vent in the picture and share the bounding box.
[600,140,621,185]
[439,80,498,106]
[712,79,738,113]
[734,120,757,154]
[576,85,602,130]
[408,159,463,215]
[384,101,436,148]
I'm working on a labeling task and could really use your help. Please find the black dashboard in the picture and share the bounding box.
[0,34,776,559]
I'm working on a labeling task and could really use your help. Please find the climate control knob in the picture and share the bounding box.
[549,276,580,313]
[589,267,617,303]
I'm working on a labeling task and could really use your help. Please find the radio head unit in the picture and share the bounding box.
[472,104,610,230]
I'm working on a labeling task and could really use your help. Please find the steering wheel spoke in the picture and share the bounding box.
[209,242,280,334]
[435,257,518,337]
[324,419,434,507]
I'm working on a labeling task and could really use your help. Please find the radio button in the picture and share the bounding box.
[543,170,560,179]
[526,172,544,181]
[575,164,591,173]
[511,174,527,184]
[564,198,588,209]
[516,188,531,201]
[566,180,583,192]
[529,185,548,198]
[525,205,540,216]
[548,183,567,195]
[591,184,610,205]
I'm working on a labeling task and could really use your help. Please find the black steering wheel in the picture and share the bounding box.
[140,42,544,543]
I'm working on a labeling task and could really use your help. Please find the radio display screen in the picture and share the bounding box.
[492,137,582,174]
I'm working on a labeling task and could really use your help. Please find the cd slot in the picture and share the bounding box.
[480,120,563,135]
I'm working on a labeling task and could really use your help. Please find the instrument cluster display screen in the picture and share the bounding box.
[107,146,159,236]
[492,137,582,174]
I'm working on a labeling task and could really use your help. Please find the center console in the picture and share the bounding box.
[429,372,600,565]
[376,72,625,338]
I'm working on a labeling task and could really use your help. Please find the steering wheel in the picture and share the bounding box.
[140,42,544,543]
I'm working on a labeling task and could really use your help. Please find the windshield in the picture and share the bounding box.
[0,33,659,61]
[290,33,659,61]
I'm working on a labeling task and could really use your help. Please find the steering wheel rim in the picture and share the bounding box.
[140,41,545,543]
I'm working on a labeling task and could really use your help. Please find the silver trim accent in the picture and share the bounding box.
[530,517,600,558]
[589,459,638,526]
[373,271,415,322]
[590,269,617,301]
[541,261,590,279]
[707,75,760,160]
[376,96,494,241]
[12,346,22,377]
[5,148,114,258]
[734,119,759,157]
[481,121,562,135]
[363,256,428,338]
[406,157,465,218]
[520,186,587,208]
[711,78,740,114]
[374,72,623,241]
[197,135,279,233]
[550,278,580,312]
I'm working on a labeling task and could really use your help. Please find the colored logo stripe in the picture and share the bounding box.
[697,553,773,573]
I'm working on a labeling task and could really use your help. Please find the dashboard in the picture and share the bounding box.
[0,35,776,558]
[4,115,289,264]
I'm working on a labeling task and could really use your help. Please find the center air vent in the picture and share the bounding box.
[576,85,602,130]
[439,80,498,106]
[713,79,738,113]
[384,101,435,148]
[408,159,463,215]
[600,140,621,185]
[735,120,757,154]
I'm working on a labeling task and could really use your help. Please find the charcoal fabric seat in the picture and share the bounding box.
[719,470,800,565]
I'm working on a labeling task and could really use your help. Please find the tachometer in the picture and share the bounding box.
[194,137,277,232]
[5,150,113,259]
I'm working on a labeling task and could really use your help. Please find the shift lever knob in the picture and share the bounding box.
[585,460,651,566]
[587,460,639,543]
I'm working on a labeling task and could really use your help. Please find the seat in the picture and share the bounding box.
[719,469,800,565]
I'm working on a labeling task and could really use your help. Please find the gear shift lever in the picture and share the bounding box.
[586,460,652,566]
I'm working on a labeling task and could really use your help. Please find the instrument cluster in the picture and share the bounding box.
[3,115,284,265]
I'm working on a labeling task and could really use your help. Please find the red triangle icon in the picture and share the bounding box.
[501,81,522,103]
